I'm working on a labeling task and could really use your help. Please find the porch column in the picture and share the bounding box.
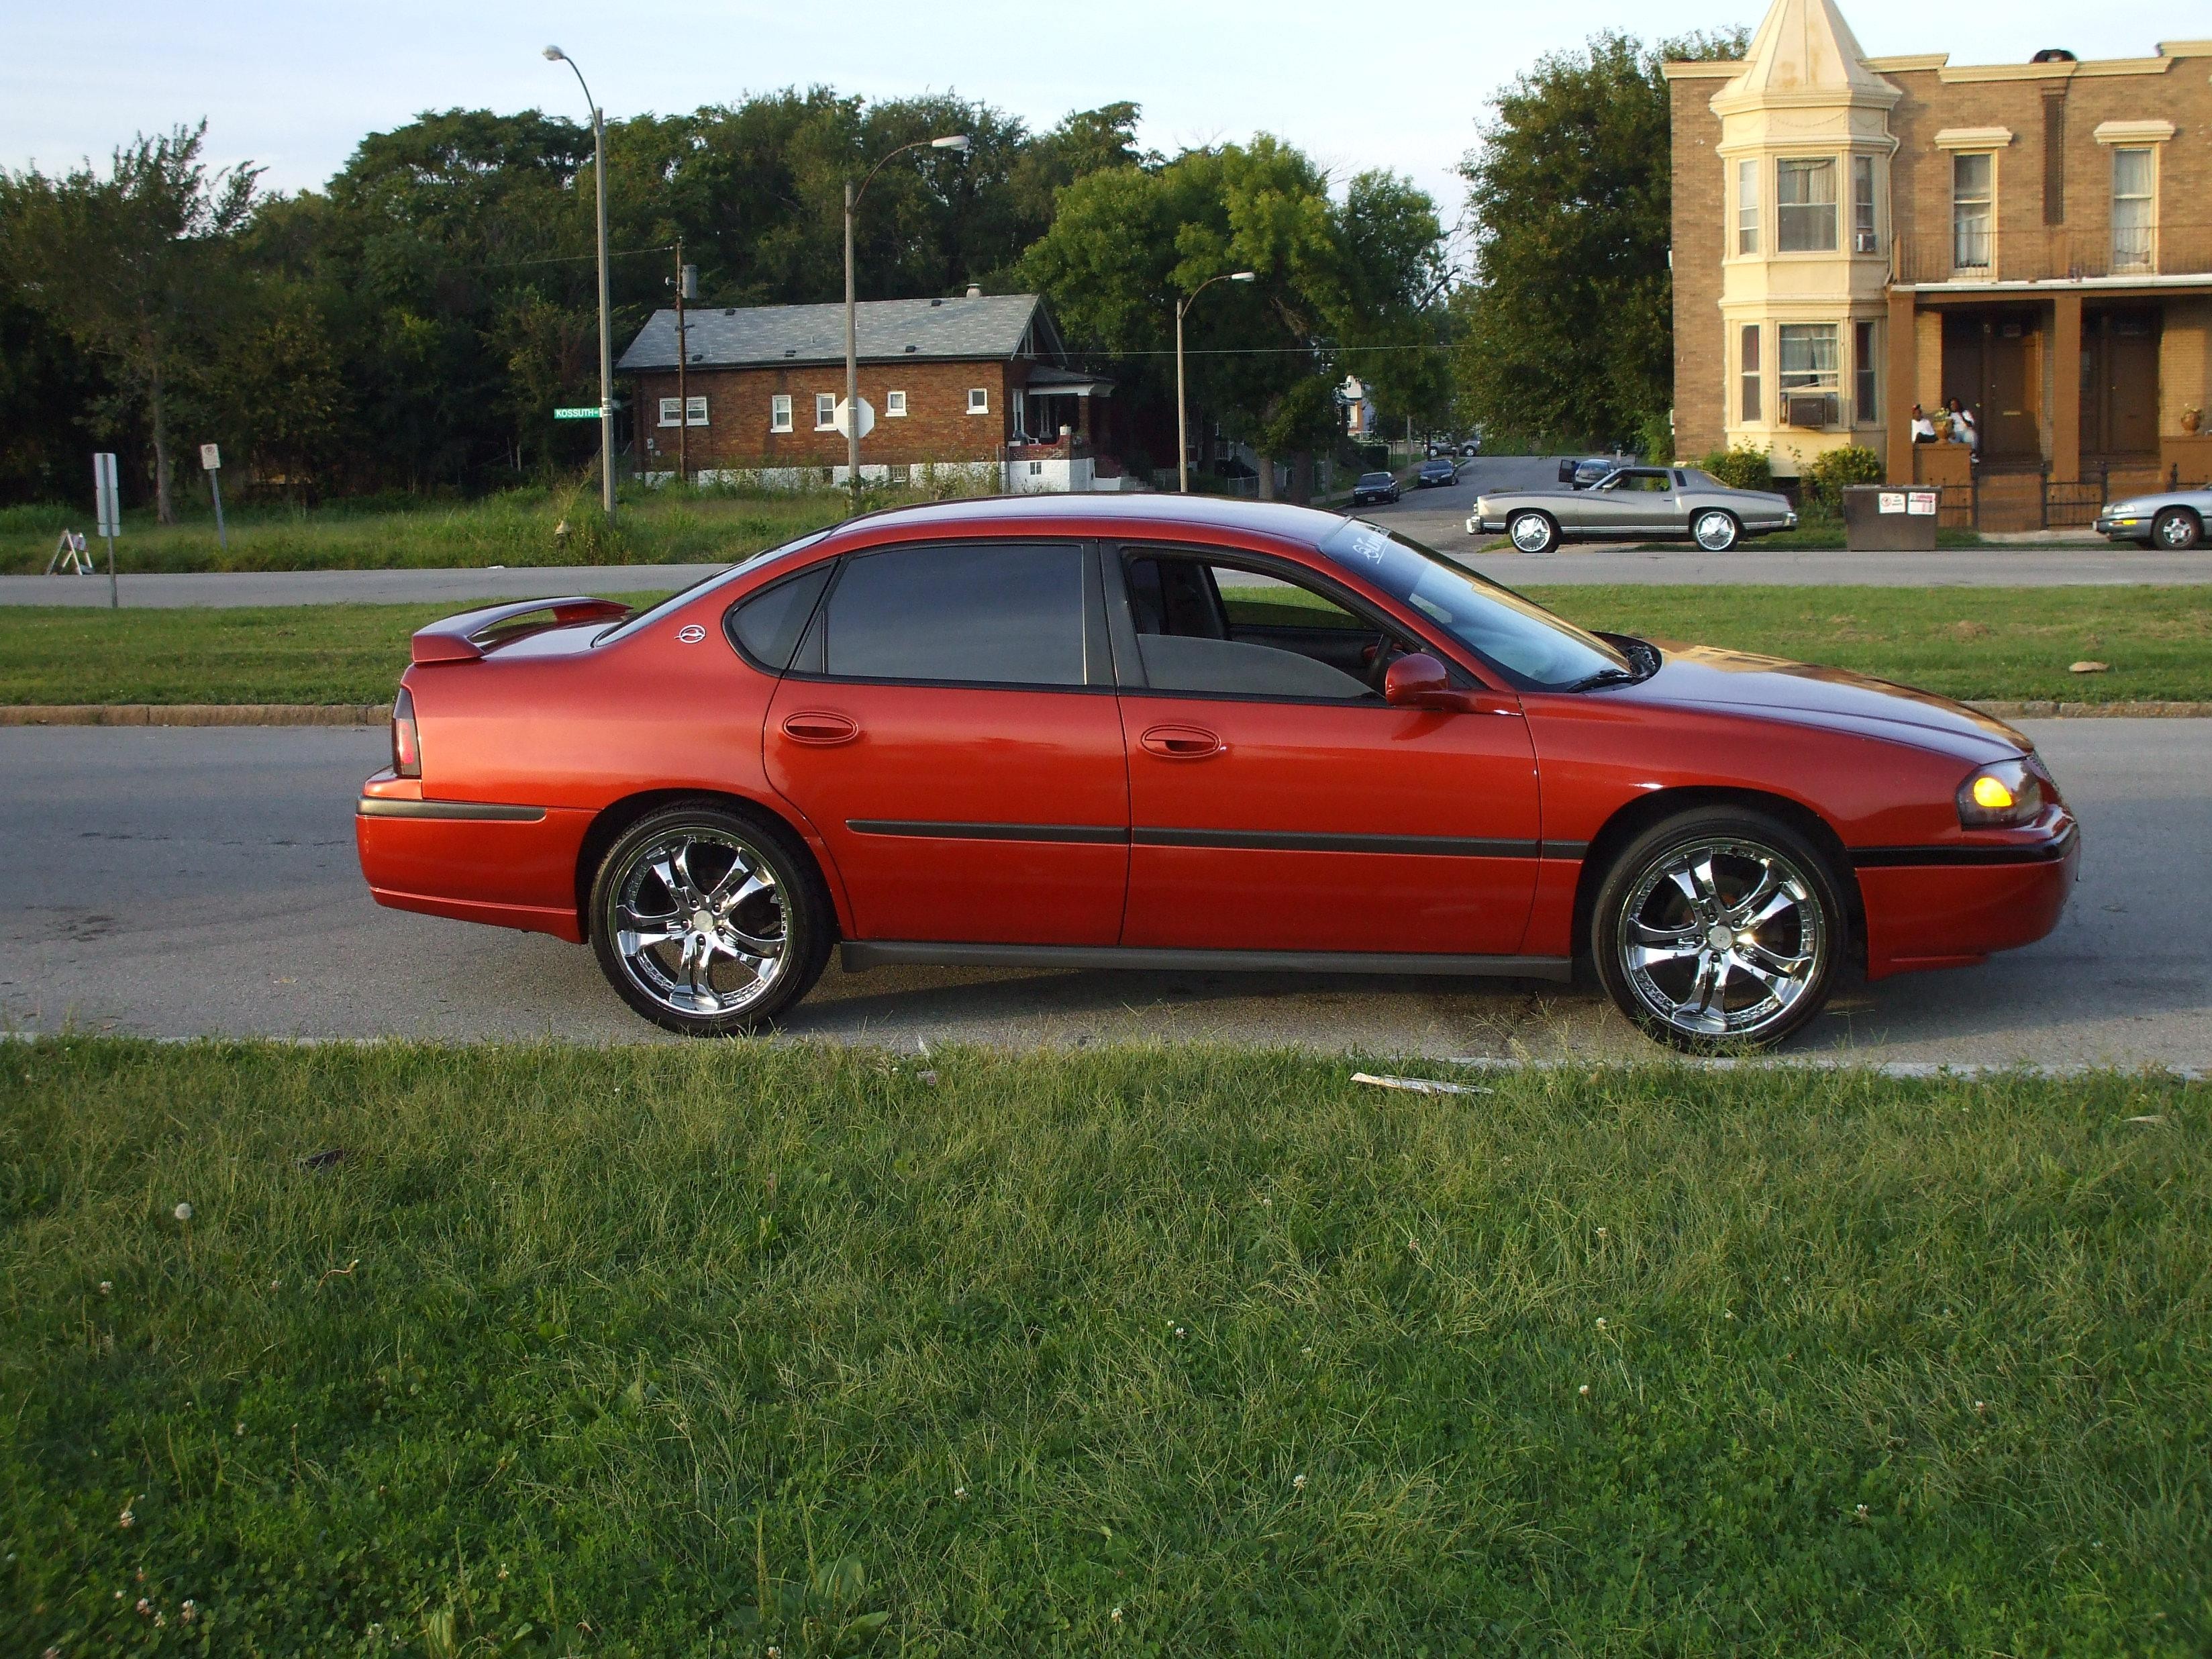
[1076,391,1091,441]
[1887,287,1917,484]
[2050,290,2082,483]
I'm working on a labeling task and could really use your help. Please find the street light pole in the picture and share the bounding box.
[1174,269,1256,493]
[545,46,617,521]
[843,133,971,509]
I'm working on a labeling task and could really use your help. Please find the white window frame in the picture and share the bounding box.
[658,397,683,428]
[2110,146,2156,272]
[1851,154,1878,254]
[1776,156,1839,254]
[1736,158,1760,256]
[1852,319,1879,427]
[1952,152,1995,272]
[885,389,908,417]
[966,387,991,415]
[814,393,838,432]
[685,395,707,428]
[1739,323,1762,424]
[769,394,793,434]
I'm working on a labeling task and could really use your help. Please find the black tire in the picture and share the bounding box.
[1591,806,1848,1053]
[1507,511,1558,554]
[1692,509,1741,552]
[587,801,834,1037]
[2153,507,2202,551]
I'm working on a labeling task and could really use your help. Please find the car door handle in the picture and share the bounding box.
[1140,724,1222,759]
[780,711,859,746]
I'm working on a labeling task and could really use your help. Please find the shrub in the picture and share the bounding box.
[1635,409,1676,466]
[1801,444,1886,514]
[1695,446,1774,493]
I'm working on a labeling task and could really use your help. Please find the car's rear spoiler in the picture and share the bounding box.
[409,596,634,664]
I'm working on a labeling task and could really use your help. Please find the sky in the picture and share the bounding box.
[3,0,2192,255]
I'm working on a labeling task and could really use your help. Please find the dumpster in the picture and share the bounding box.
[1842,483,1940,550]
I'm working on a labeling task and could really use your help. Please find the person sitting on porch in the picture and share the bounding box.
[1946,398,1979,455]
[1909,405,1936,444]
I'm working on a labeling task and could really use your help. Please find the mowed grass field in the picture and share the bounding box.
[2,1041,2206,1655]
[1,584,2207,707]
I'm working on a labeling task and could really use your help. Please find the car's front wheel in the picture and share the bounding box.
[587,802,833,1036]
[1508,511,1558,553]
[2153,507,2203,550]
[1591,807,1846,1052]
[1692,509,1741,552]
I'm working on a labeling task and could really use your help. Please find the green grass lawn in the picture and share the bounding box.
[1,1042,2205,1655]
[1521,584,2212,705]
[0,482,939,576]
[1,585,2206,707]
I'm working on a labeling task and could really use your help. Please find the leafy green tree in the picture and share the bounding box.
[1024,137,1446,496]
[1451,29,1745,453]
[3,123,257,521]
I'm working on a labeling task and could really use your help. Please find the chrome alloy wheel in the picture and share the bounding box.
[1693,510,1739,552]
[1614,837,1825,1041]
[608,827,787,1017]
[1509,512,1556,553]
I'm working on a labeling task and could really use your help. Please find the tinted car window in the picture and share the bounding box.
[725,566,832,671]
[1125,555,1375,701]
[821,542,1086,686]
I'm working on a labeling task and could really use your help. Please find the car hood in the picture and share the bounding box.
[1618,645,2029,756]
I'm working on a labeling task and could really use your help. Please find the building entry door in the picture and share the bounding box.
[2082,307,2160,461]
[1941,310,2041,465]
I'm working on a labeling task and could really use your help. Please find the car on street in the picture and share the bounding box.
[1415,457,1458,489]
[357,495,2077,1053]
[1558,455,1626,488]
[1350,470,1401,506]
[1470,464,1797,553]
[2093,485,2207,549]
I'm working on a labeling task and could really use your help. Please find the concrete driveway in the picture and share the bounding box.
[3,722,2205,1068]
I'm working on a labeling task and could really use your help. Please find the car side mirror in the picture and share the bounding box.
[1384,651,1458,709]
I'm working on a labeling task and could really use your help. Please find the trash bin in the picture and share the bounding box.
[1842,483,1940,551]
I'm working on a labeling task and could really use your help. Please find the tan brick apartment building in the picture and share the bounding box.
[1666,0,2212,503]
[615,292,1123,492]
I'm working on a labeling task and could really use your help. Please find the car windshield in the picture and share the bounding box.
[595,528,833,643]
[1319,519,1632,690]
[1357,472,1393,486]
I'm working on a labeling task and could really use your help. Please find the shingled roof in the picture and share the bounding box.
[617,293,1062,372]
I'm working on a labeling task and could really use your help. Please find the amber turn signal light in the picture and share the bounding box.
[1957,760,2041,827]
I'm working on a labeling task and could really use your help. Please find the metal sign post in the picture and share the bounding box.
[200,443,228,551]
[93,452,120,609]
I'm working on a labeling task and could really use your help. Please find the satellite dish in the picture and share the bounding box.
[832,397,876,440]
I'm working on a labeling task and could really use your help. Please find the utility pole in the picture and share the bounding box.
[544,46,616,521]
[1174,269,1256,493]
[673,240,693,487]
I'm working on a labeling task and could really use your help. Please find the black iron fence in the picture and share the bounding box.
[1940,464,2179,532]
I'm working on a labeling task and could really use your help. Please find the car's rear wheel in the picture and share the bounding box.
[588,802,833,1036]
[1592,807,1846,1052]
[1508,511,1558,553]
[2153,507,2202,550]
[1692,509,1740,552]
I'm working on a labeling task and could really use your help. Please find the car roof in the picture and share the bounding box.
[809,491,1356,556]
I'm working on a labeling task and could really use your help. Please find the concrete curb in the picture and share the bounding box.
[1,699,2208,727]
[0,703,393,727]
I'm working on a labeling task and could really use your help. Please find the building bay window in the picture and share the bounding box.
[1851,155,1878,254]
[1737,159,1760,255]
[1778,323,1839,426]
[1740,324,1762,423]
[1952,153,1993,270]
[1852,320,1878,425]
[1776,158,1837,252]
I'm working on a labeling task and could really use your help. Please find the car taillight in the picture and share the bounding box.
[391,686,421,778]
[1956,758,2042,827]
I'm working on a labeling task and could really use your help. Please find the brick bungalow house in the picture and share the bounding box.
[616,290,1125,492]
[1665,0,2212,521]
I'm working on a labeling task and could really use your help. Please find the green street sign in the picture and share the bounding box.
[553,406,602,420]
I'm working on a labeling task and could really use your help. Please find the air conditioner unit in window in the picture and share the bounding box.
[1785,394,1838,429]
[1855,230,1879,253]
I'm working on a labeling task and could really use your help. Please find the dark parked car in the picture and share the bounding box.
[1350,470,1401,507]
[1415,458,1458,489]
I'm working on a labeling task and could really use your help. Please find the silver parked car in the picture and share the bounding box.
[2094,485,2207,550]
[1468,464,1797,553]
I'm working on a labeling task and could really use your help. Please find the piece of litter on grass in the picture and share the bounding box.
[916,1070,939,1087]
[1352,1072,1493,1097]
[298,1148,348,1171]
[2069,660,2109,674]
[2125,1113,2165,1124]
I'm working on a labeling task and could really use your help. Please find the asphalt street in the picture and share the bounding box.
[3,721,2205,1068]
[4,457,2205,608]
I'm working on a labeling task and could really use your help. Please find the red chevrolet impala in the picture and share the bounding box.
[356,495,2078,1051]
